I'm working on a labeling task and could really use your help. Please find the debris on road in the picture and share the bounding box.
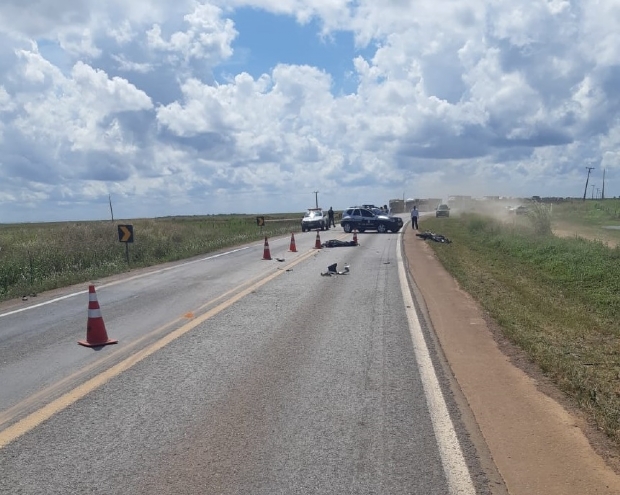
[416,230,452,244]
[322,239,358,248]
[320,263,350,276]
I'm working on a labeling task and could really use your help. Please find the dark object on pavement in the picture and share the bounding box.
[322,239,358,248]
[321,263,350,276]
[416,230,452,244]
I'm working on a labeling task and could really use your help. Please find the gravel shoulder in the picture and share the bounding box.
[402,223,620,495]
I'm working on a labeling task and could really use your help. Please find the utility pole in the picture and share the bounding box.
[313,191,319,209]
[583,167,594,201]
[591,184,596,199]
[109,194,114,221]
[602,168,606,200]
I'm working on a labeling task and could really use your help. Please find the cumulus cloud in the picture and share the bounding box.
[1,0,620,221]
[147,3,238,66]
[11,51,153,151]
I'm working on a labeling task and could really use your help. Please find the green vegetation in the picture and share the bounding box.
[552,198,620,228]
[422,200,620,445]
[0,214,301,301]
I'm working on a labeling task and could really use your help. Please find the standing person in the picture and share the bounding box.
[410,205,419,230]
[328,207,335,228]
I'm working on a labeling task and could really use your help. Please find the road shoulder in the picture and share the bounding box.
[402,224,620,495]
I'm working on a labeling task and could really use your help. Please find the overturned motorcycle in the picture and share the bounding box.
[416,230,452,244]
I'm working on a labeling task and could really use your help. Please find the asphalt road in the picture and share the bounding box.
[0,226,487,494]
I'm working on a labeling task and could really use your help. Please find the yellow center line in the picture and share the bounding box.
[0,263,282,430]
[0,249,318,450]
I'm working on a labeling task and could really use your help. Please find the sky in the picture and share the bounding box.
[0,0,619,222]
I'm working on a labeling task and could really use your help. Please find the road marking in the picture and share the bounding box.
[397,232,476,495]
[0,265,283,430]
[0,246,252,319]
[0,248,318,449]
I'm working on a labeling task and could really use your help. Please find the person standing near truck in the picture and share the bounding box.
[328,207,335,228]
[410,205,419,230]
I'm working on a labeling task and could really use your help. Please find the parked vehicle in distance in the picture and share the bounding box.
[506,205,529,215]
[340,207,403,233]
[301,208,329,232]
[514,205,529,215]
[436,204,450,217]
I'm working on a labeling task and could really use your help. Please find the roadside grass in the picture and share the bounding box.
[549,200,620,247]
[552,198,620,228]
[0,214,301,302]
[421,212,620,445]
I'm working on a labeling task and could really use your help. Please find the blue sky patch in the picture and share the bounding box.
[221,8,372,95]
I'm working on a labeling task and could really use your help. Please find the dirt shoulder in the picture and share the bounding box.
[402,223,620,495]
[552,220,620,248]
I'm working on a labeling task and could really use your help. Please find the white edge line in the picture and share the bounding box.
[396,230,476,495]
[0,246,251,319]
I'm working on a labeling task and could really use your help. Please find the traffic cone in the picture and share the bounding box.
[262,237,272,260]
[314,231,322,249]
[289,233,297,252]
[78,284,118,347]
[353,230,358,245]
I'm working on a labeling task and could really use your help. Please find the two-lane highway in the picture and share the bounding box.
[0,227,485,494]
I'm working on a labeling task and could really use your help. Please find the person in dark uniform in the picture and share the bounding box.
[410,205,419,230]
[328,207,335,228]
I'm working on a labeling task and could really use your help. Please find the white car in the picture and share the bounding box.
[301,209,329,232]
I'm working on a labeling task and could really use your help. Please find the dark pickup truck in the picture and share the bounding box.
[340,207,403,233]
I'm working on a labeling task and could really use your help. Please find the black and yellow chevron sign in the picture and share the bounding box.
[117,224,134,243]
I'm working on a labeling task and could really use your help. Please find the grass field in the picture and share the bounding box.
[0,214,302,302]
[421,199,620,447]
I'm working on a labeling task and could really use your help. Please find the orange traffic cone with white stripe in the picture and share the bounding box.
[314,231,322,249]
[78,284,118,347]
[289,233,297,252]
[262,237,272,260]
[353,230,358,245]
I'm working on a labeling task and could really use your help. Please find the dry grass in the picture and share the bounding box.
[0,214,301,301]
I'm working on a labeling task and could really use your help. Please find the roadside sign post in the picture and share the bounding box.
[256,216,265,235]
[117,224,134,264]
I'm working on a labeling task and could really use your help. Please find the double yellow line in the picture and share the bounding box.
[0,248,318,449]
